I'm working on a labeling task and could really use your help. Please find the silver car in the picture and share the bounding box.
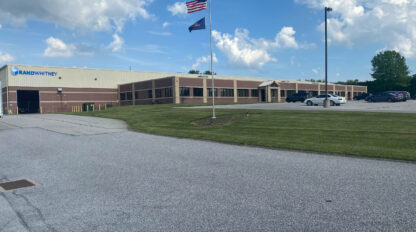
[305,94,347,106]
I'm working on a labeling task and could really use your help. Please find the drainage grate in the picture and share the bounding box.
[0,179,37,192]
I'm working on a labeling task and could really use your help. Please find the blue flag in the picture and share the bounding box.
[189,17,206,32]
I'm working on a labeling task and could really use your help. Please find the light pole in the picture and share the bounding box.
[324,6,332,108]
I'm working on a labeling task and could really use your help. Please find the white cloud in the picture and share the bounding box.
[162,22,170,28]
[108,34,124,52]
[43,37,96,57]
[44,37,74,57]
[0,0,153,32]
[295,0,416,57]
[0,51,15,63]
[148,31,172,36]
[167,2,187,16]
[212,27,301,69]
[192,54,218,69]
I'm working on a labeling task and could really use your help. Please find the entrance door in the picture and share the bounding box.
[261,89,266,102]
[17,90,40,114]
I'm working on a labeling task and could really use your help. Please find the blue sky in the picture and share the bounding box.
[0,0,415,82]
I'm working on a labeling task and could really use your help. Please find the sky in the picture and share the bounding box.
[0,0,416,82]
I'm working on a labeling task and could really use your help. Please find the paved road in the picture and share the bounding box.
[0,114,415,231]
[188,100,416,113]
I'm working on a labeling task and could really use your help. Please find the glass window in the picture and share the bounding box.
[221,88,234,97]
[180,87,190,97]
[164,88,172,97]
[287,90,296,97]
[238,89,249,97]
[280,90,285,98]
[120,93,126,101]
[271,89,278,98]
[208,88,218,97]
[148,90,153,99]
[126,92,133,100]
[193,88,203,97]
[251,89,259,97]
[135,91,139,99]
[155,89,163,98]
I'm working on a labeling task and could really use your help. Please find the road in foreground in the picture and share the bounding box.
[0,114,415,231]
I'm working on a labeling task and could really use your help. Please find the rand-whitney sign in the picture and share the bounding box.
[11,66,57,77]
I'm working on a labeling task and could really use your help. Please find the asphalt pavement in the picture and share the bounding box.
[187,100,416,113]
[0,114,415,231]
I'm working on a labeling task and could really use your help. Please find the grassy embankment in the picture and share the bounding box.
[72,104,416,161]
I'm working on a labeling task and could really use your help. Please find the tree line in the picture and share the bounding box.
[337,51,416,97]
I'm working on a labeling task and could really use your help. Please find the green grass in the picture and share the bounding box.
[70,104,416,161]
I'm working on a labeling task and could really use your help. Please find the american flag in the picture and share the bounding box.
[186,0,207,14]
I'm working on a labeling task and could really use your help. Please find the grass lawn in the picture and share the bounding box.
[71,104,416,161]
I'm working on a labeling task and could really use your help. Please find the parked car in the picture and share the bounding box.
[385,91,405,101]
[305,94,347,106]
[366,92,400,102]
[286,92,312,103]
[353,93,369,100]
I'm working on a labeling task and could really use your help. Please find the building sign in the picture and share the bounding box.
[11,66,57,77]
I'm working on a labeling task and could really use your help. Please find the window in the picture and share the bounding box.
[180,87,190,97]
[237,89,249,97]
[208,88,218,97]
[271,89,278,98]
[221,88,234,97]
[164,88,172,97]
[135,91,139,99]
[193,88,203,97]
[148,90,153,99]
[120,93,126,101]
[280,90,285,98]
[287,90,296,97]
[126,92,133,100]
[311,91,319,97]
[155,89,163,98]
[251,89,259,97]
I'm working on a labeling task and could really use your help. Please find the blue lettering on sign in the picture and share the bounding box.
[11,66,57,77]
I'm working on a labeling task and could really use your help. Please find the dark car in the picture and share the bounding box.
[354,93,369,100]
[366,92,400,102]
[386,91,406,101]
[286,92,312,103]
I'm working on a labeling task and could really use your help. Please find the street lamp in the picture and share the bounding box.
[324,7,332,108]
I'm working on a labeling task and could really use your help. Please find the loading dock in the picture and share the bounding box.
[17,90,40,114]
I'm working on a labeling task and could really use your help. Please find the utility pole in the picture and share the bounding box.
[324,7,332,108]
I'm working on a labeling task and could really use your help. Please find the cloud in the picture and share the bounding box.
[212,27,301,69]
[0,0,153,32]
[148,31,172,36]
[162,22,170,28]
[44,37,74,57]
[43,37,96,57]
[0,51,15,63]
[167,2,187,16]
[108,34,124,52]
[192,54,218,69]
[129,44,166,54]
[295,0,416,57]
[312,68,319,74]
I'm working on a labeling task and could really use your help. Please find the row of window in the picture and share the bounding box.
[179,88,259,98]
[120,88,173,101]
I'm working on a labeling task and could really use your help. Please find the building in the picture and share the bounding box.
[1,64,367,114]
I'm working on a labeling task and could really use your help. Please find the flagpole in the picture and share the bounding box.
[209,0,216,119]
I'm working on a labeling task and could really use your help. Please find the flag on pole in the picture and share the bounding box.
[189,17,206,32]
[186,0,207,13]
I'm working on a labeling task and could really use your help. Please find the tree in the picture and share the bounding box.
[203,70,216,75]
[371,51,411,91]
[188,70,200,74]
[336,79,361,85]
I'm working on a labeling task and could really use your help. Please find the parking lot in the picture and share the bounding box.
[0,114,416,231]
[190,100,416,113]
